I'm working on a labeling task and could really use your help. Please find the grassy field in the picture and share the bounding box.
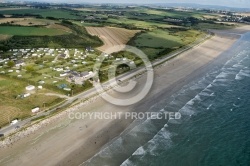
[0,17,58,26]
[0,75,64,127]
[0,26,70,36]
[0,8,80,19]
[194,23,235,30]
[129,28,204,59]
[141,9,205,19]
[107,18,180,30]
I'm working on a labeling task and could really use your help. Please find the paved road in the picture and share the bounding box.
[0,34,210,137]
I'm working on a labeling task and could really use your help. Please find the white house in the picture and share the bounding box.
[38,86,43,89]
[26,85,35,91]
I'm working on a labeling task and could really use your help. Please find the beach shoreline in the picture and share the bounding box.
[0,25,249,166]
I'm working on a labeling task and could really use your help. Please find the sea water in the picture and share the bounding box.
[82,33,250,166]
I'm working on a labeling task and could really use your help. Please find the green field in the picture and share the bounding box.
[107,18,180,30]
[0,23,103,50]
[0,9,80,19]
[129,29,203,59]
[194,23,234,30]
[134,29,201,47]
[0,26,69,36]
[140,9,205,19]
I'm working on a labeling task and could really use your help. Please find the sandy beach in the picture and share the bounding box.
[0,25,249,166]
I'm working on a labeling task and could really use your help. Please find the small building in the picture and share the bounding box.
[31,107,40,113]
[63,88,71,91]
[15,60,25,67]
[38,86,43,89]
[60,73,68,77]
[23,93,31,98]
[38,80,45,84]
[86,46,94,52]
[59,54,69,59]
[26,85,35,91]
[11,119,18,125]
[55,68,64,72]
[81,71,94,79]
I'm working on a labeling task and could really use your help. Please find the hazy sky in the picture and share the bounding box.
[26,0,250,8]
